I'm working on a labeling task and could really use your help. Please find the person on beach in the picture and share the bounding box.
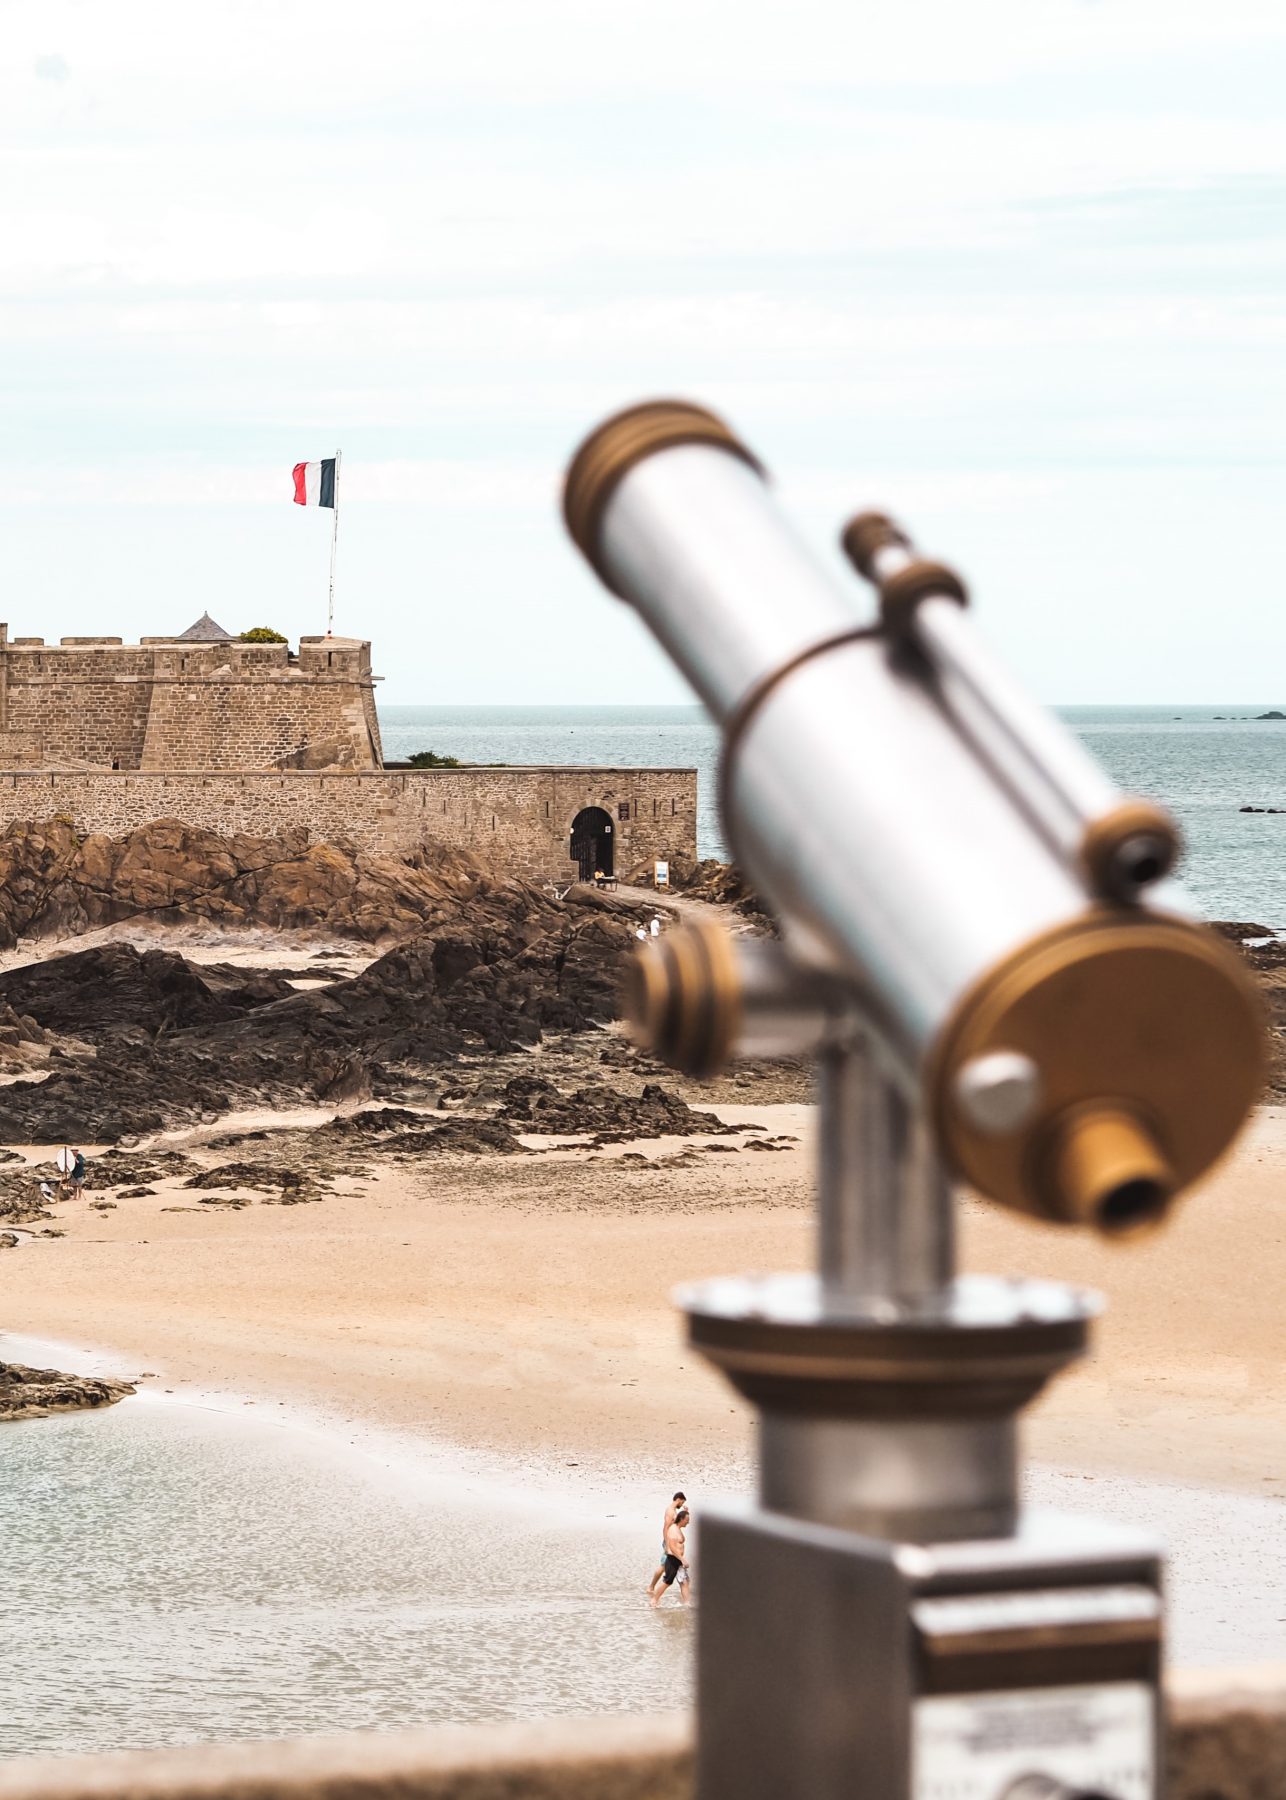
[647,1491,688,1596]
[650,1508,690,1608]
[54,1148,85,1201]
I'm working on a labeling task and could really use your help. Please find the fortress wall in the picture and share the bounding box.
[138,678,379,771]
[5,646,156,768]
[0,766,698,880]
[136,640,381,772]
[0,638,380,773]
[360,682,384,764]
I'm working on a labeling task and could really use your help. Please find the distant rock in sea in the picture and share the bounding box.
[0,1361,135,1422]
[1254,710,1286,720]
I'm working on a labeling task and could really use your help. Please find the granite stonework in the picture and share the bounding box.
[0,1674,1281,1800]
[0,627,696,880]
[0,630,382,774]
[0,768,697,883]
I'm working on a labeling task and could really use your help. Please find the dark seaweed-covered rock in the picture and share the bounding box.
[321,1107,432,1136]
[0,1362,134,1421]
[82,1150,200,1190]
[184,1162,327,1203]
[0,1166,54,1223]
[498,1074,740,1143]
[379,1116,529,1156]
[0,851,647,1143]
[0,944,293,1040]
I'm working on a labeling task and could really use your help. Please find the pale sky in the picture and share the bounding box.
[5,1,1286,703]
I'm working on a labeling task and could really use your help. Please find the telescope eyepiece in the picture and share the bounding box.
[1046,1106,1175,1237]
[934,913,1263,1234]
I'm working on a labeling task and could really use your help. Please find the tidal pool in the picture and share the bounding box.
[2,1356,1281,1760]
[0,1393,691,1759]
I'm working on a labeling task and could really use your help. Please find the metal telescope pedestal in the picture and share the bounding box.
[684,1042,1162,1800]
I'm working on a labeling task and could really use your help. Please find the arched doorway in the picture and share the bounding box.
[570,806,614,881]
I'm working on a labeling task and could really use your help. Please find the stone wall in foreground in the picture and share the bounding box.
[0,1671,1284,1800]
[0,767,698,882]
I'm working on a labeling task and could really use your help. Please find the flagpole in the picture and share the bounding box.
[327,448,341,635]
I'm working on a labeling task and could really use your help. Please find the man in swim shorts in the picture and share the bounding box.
[647,1491,687,1596]
[651,1508,690,1608]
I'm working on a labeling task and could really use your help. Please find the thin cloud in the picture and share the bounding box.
[5,0,1286,699]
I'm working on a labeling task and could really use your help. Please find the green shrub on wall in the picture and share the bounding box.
[407,750,462,768]
[239,627,288,643]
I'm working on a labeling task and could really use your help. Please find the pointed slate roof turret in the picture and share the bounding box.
[176,611,233,642]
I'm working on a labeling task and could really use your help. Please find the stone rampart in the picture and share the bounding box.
[0,766,697,882]
[0,633,381,773]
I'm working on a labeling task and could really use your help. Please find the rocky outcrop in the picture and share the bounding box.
[0,867,647,1143]
[0,817,511,948]
[498,1074,743,1143]
[1208,925,1286,1098]
[0,1361,135,1421]
[0,943,294,1038]
[626,854,767,918]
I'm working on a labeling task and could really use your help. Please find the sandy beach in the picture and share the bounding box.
[3,1069,1284,1502]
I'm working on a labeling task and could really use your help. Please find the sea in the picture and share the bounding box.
[380,704,1286,927]
[4,702,1286,1761]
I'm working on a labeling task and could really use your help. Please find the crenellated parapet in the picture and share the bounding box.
[0,625,383,772]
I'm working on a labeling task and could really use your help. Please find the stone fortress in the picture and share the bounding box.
[0,614,697,883]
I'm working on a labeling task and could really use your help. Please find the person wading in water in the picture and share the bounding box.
[646,1491,687,1597]
[650,1508,690,1608]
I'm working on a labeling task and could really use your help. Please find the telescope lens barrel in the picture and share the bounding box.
[565,401,1266,1229]
[566,404,861,721]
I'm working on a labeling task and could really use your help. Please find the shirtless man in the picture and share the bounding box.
[646,1491,687,1596]
[650,1508,690,1608]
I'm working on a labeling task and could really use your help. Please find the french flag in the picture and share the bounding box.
[292,458,337,508]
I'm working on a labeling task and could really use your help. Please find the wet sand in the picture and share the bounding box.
[3,1096,1285,1504]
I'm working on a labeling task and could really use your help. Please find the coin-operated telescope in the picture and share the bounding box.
[564,402,1264,1800]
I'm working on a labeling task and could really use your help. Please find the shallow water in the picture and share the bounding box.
[2,1376,1283,1760]
[1026,1468,1286,1670]
[0,1394,691,1760]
